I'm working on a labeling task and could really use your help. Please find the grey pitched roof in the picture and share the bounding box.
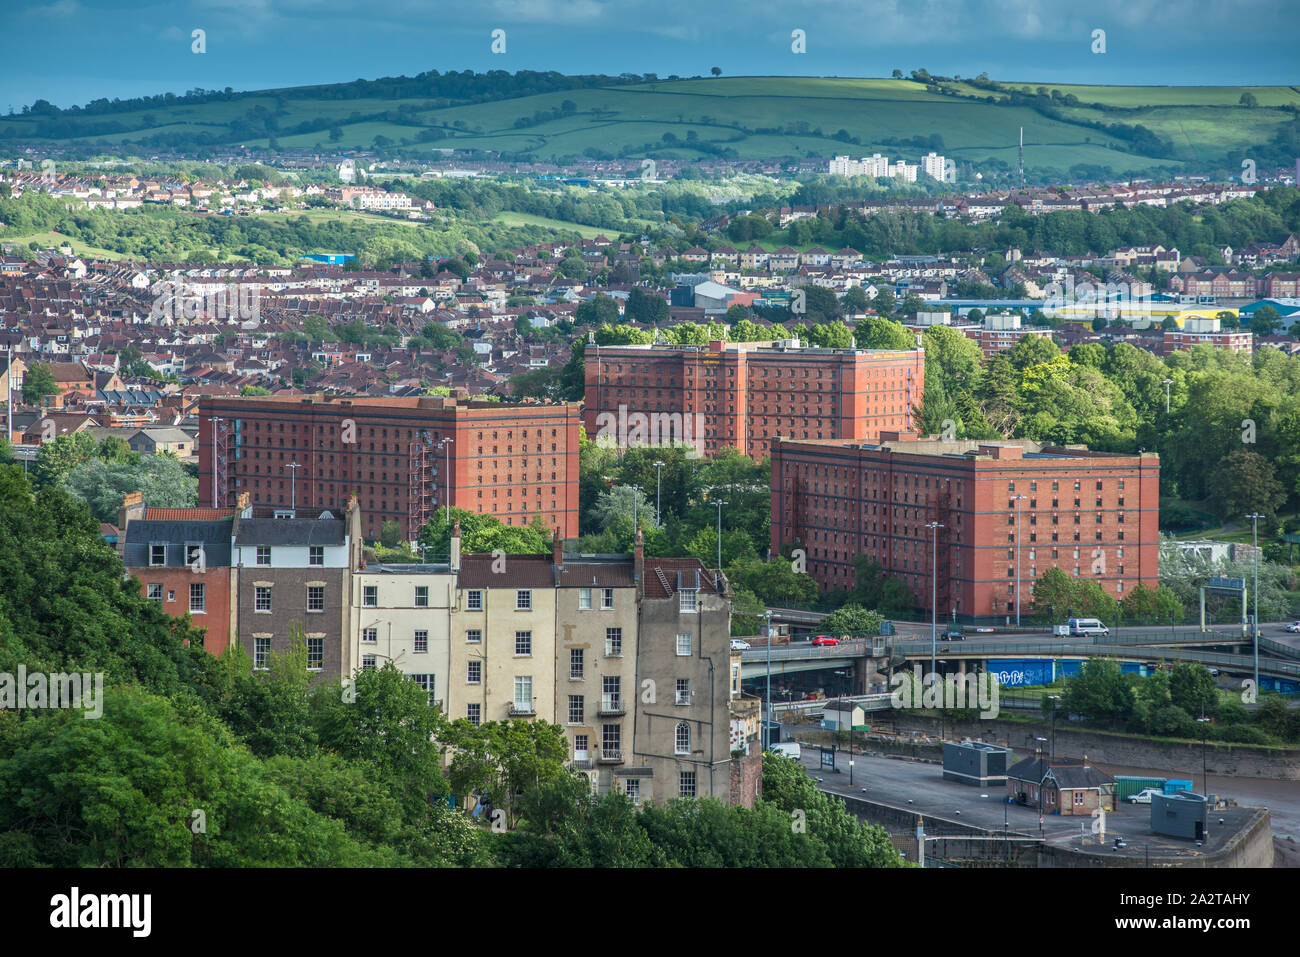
[234,518,345,546]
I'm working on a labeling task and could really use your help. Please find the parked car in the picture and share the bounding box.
[1286,621,1300,634]
[940,629,965,641]
[729,639,751,651]
[1129,787,1164,805]
[810,636,839,646]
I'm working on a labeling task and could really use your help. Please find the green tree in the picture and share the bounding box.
[1168,663,1218,718]
[21,363,58,404]
[819,603,884,635]
[1061,658,1135,724]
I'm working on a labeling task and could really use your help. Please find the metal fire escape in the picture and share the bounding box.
[212,417,237,508]
[408,430,438,538]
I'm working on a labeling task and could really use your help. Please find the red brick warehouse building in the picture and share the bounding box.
[198,395,581,541]
[769,432,1159,621]
[584,338,925,461]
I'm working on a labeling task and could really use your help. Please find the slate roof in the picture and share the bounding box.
[233,518,345,546]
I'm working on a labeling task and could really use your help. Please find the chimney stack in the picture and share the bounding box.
[450,519,461,573]
[552,533,564,569]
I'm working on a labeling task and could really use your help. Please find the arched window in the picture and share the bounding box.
[675,722,690,755]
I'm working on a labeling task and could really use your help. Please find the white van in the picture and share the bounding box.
[766,742,801,760]
[1067,617,1109,637]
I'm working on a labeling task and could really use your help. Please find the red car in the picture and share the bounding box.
[810,636,839,646]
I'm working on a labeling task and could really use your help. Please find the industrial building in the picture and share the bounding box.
[769,432,1159,620]
[197,394,581,541]
[584,338,925,462]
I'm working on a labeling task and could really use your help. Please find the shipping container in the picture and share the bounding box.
[1164,779,1194,794]
[1116,775,1167,801]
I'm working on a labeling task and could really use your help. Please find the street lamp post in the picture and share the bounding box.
[1162,378,1173,414]
[1047,695,1061,765]
[1247,512,1262,692]
[286,460,301,512]
[763,611,773,752]
[714,500,728,576]
[653,460,664,527]
[1197,716,1210,796]
[630,485,642,534]
[925,522,944,676]
[436,437,452,524]
[1036,735,1048,834]
[1013,494,1027,626]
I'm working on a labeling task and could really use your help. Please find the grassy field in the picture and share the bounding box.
[5,75,1294,174]
[0,230,134,260]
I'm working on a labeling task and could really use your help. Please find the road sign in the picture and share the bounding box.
[1207,576,1245,592]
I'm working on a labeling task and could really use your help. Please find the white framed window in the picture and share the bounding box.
[578,587,592,610]
[467,660,482,684]
[309,545,324,567]
[362,654,376,670]
[362,585,377,608]
[414,585,429,608]
[515,630,532,656]
[467,703,481,726]
[147,583,163,602]
[679,770,697,798]
[675,722,690,755]
[602,676,621,713]
[605,627,622,657]
[602,587,614,609]
[307,585,325,612]
[573,733,589,761]
[410,673,435,706]
[185,543,203,568]
[568,695,584,724]
[570,648,584,680]
[466,628,482,644]
[256,545,271,566]
[676,633,692,656]
[253,636,270,670]
[676,679,690,706]
[306,637,324,671]
[515,589,532,611]
[466,589,483,611]
[679,588,698,613]
[149,544,165,566]
[362,627,377,644]
[624,779,640,805]
[254,586,272,613]
[189,583,205,613]
[513,675,533,711]
[414,629,428,653]
[602,723,620,759]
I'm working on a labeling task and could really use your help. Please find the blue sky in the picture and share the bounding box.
[2,0,1297,110]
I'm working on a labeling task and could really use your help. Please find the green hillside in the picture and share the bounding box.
[5,73,1298,177]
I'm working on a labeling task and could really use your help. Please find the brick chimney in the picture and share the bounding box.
[117,490,145,531]
[552,533,564,569]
